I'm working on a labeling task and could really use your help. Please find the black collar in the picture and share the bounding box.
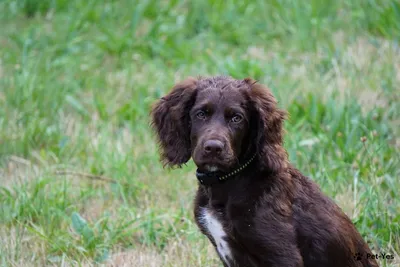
[196,153,257,186]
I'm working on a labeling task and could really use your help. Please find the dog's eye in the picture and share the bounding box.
[196,110,206,120]
[231,114,243,123]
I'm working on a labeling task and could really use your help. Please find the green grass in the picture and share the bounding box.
[0,0,399,266]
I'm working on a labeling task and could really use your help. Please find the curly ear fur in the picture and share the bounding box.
[244,78,288,173]
[151,77,198,167]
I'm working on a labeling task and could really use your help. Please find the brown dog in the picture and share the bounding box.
[151,76,378,267]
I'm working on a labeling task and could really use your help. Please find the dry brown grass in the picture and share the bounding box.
[0,227,47,267]
[103,242,220,267]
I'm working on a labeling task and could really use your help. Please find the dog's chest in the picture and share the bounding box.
[199,207,233,266]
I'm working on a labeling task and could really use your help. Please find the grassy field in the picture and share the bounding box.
[0,0,399,266]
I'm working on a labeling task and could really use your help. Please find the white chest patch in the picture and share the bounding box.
[200,207,233,266]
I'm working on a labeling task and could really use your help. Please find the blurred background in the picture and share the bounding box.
[0,0,399,266]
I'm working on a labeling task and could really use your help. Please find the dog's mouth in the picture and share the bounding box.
[204,164,220,172]
[192,148,236,174]
[195,153,257,186]
[196,162,230,173]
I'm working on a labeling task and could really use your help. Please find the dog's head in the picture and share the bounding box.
[151,76,287,173]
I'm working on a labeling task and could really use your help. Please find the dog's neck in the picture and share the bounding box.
[198,156,264,209]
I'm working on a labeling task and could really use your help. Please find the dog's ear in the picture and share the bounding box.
[244,78,288,173]
[151,77,198,167]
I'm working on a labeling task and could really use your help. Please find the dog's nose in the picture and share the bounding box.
[204,140,224,155]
